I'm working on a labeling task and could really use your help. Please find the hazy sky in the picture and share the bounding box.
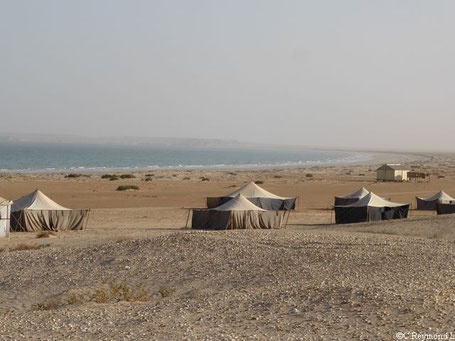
[1,1,454,150]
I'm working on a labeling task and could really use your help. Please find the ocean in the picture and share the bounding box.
[0,142,373,173]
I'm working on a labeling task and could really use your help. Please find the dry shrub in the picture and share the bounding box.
[10,244,41,252]
[158,286,176,298]
[65,173,90,178]
[115,237,131,244]
[116,185,139,191]
[92,281,151,303]
[33,297,61,311]
[36,231,56,238]
[34,281,153,310]
[120,174,136,179]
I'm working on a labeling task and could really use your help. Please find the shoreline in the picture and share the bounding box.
[0,150,430,175]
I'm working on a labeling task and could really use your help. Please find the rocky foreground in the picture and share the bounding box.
[1,228,455,340]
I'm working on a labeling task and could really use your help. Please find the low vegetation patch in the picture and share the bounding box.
[92,281,151,304]
[116,185,139,191]
[102,174,121,181]
[273,175,282,178]
[158,286,176,298]
[255,180,264,184]
[144,177,153,182]
[182,177,190,180]
[306,173,313,178]
[33,281,163,310]
[200,177,210,182]
[115,237,132,244]
[36,231,56,238]
[9,244,42,252]
[120,174,136,179]
[65,173,90,178]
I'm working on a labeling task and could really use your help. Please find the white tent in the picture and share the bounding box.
[12,190,69,212]
[0,197,12,238]
[343,192,405,208]
[334,187,370,206]
[211,194,266,211]
[206,182,297,210]
[11,190,89,232]
[416,191,455,211]
[335,192,409,224]
[225,182,285,200]
[193,194,283,230]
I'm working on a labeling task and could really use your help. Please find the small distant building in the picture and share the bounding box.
[376,164,410,182]
[408,171,430,182]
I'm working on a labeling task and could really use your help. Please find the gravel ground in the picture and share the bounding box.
[1,225,455,340]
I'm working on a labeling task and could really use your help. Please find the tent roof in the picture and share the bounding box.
[12,190,69,212]
[376,164,409,171]
[211,194,266,211]
[417,191,455,202]
[336,187,369,199]
[225,182,289,199]
[0,197,12,206]
[336,192,408,208]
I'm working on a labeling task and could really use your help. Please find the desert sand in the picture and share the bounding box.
[1,153,455,340]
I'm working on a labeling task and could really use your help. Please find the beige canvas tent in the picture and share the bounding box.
[11,190,89,232]
[335,192,409,224]
[416,191,455,211]
[206,182,296,210]
[193,194,284,230]
[0,197,12,237]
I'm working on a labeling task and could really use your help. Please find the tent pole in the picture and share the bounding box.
[185,209,191,229]
[7,204,10,239]
[84,209,91,230]
[284,210,291,229]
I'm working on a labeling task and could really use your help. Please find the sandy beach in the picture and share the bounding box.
[1,152,455,340]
